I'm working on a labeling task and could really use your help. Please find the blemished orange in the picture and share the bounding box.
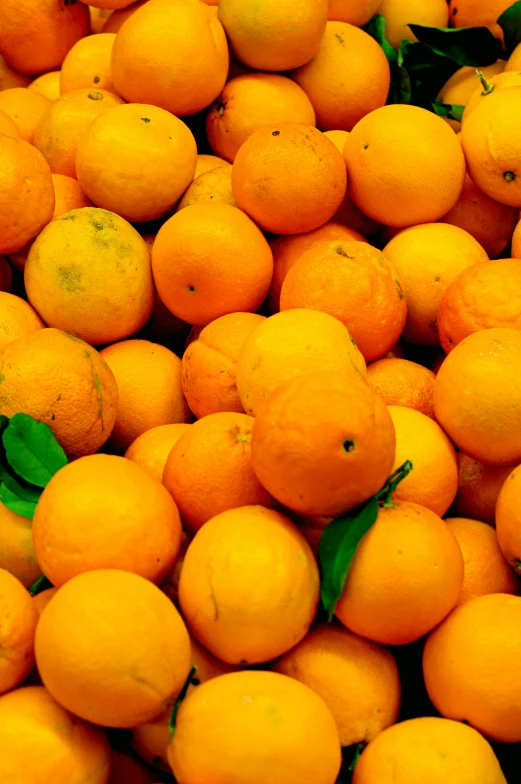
[434,328,521,465]
[423,593,521,742]
[462,71,521,122]
[0,108,19,138]
[0,291,44,351]
[33,87,124,178]
[441,174,518,259]
[152,204,273,325]
[496,465,521,575]
[0,0,90,76]
[162,412,274,532]
[102,0,149,32]
[379,0,449,49]
[449,0,514,39]
[0,686,112,784]
[453,453,512,524]
[168,671,341,784]
[328,0,382,26]
[446,517,519,606]
[388,406,458,516]
[33,454,183,587]
[251,372,396,517]
[111,0,229,116]
[0,569,37,694]
[177,166,237,211]
[60,33,117,94]
[274,624,400,747]
[194,153,229,178]
[100,339,192,453]
[25,207,155,346]
[28,70,61,101]
[181,312,266,418]
[0,501,41,588]
[51,173,92,217]
[0,87,51,143]
[76,103,197,223]
[367,358,436,418]
[206,73,316,163]
[352,716,507,784]
[232,123,347,234]
[179,507,319,663]
[0,55,30,90]
[236,309,367,417]
[344,105,466,227]
[268,222,366,312]
[383,223,488,345]
[32,587,58,617]
[293,22,390,132]
[280,240,406,362]
[125,423,191,483]
[437,62,505,132]
[218,0,328,71]
[0,135,55,254]
[438,259,521,352]
[336,501,463,645]
[0,328,118,459]
[35,569,192,728]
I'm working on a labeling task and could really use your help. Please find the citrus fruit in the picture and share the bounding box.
[328,0,382,26]
[449,0,514,39]
[0,108,19,138]
[437,61,505,132]
[379,0,449,49]
[495,465,521,576]
[367,358,436,418]
[0,87,51,142]
[453,453,512,524]
[0,55,30,90]
[177,166,236,211]
[51,173,92,216]
[60,32,117,94]
[0,291,44,351]
[28,70,61,101]
[0,500,41,589]
[125,423,191,483]
[0,569,37,694]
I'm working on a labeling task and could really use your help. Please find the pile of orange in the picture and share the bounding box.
[2,0,521,782]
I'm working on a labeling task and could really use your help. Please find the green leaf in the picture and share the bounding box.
[408,24,504,67]
[348,743,365,772]
[28,575,53,596]
[498,1,521,56]
[0,465,42,504]
[2,413,67,488]
[364,14,397,62]
[432,98,465,122]
[0,483,37,519]
[169,666,198,736]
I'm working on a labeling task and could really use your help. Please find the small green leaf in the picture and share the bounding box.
[498,0,521,56]
[348,743,365,772]
[0,483,37,519]
[432,98,465,122]
[2,413,67,488]
[168,666,198,736]
[408,24,504,67]
[28,575,53,597]
[0,465,42,504]
[364,14,397,62]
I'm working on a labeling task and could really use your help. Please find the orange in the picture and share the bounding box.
[206,73,315,163]
[33,453,183,587]
[218,0,328,71]
[125,423,191,483]
[438,61,506,132]
[367,358,435,418]
[453,452,512,524]
[51,173,92,217]
[181,312,266,418]
[0,569,37,694]
[274,623,400,747]
[336,501,463,644]
[100,339,192,453]
[152,204,273,325]
[28,71,61,101]
[0,328,118,459]
[280,240,406,361]
[111,0,229,117]
[268,222,366,312]
[462,71,521,122]
[60,33,116,94]
[387,405,458,516]
[511,215,521,257]
[379,0,449,49]
[87,0,136,8]
[495,465,521,575]
[76,103,197,222]
[194,153,229,178]
[25,207,155,346]
[423,593,521,742]
[232,123,347,234]
[0,685,111,784]
[352,716,507,784]
[0,108,19,138]
[251,372,395,517]
[449,0,514,39]
[179,506,319,663]
[0,291,44,351]
[169,671,340,784]
[0,55,30,90]
[507,41,521,71]
[328,0,382,26]
[0,135,54,254]
[0,87,51,143]
[461,86,521,207]
[33,87,124,178]
[383,223,488,345]
[344,105,466,226]
[236,309,367,417]
[441,173,518,259]
[0,0,90,76]
[36,569,191,728]
[293,22,390,132]
[32,587,58,617]
[102,1,149,33]
[177,166,237,211]
[163,412,274,531]
[434,328,521,465]
[0,501,41,588]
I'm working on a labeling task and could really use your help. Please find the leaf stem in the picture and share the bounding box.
[168,666,197,736]
[375,460,413,507]
[476,69,494,95]
[28,575,53,596]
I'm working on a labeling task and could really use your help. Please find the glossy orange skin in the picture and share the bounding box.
[0,501,41,588]
[328,0,382,26]
[367,358,435,418]
[28,71,61,101]
[453,452,512,524]
[380,0,449,49]
[496,465,521,574]
[125,423,191,483]
[0,87,51,142]
[51,173,92,216]
[0,569,38,694]
[60,33,117,94]
[449,0,513,39]
[0,291,44,352]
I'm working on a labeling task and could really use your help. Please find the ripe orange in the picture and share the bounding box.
[181,312,266,418]
[51,173,92,217]
[111,0,229,116]
[206,73,316,163]
[379,0,449,49]
[35,569,192,728]
[0,87,51,143]
[0,328,118,458]
[453,453,512,524]
[60,32,116,94]
[423,593,521,742]
[462,71,521,122]
[152,204,273,325]
[495,465,521,576]
[0,108,19,138]
[280,240,406,361]
[328,0,382,26]
[507,42,521,70]
[274,624,400,747]
[336,501,463,644]
[344,105,466,226]
[100,339,192,453]
[437,62,505,132]
[28,70,61,101]
[449,0,514,40]
[434,328,521,465]
[511,216,521,257]
[232,123,347,234]
[367,358,435,418]
[0,569,37,694]
[195,153,229,178]
[25,207,155,346]
[162,412,274,532]
[177,166,237,211]
[0,291,44,351]
[383,223,488,345]
[32,587,57,618]
[0,55,30,90]
[0,135,54,254]
[125,423,191,483]
[0,500,41,589]
[102,0,149,32]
